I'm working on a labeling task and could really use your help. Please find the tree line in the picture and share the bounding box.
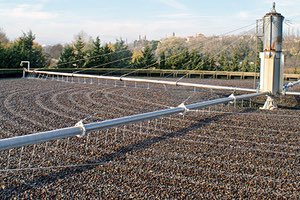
[54,32,262,72]
[1,29,300,73]
[0,30,47,68]
[57,35,132,69]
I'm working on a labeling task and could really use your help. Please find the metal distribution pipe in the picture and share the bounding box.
[284,80,300,89]
[282,80,300,95]
[27,70,300,95]
[0,92,267,151]
[25,69,256,92]
[286,91,300,96]
[290,80,300,87]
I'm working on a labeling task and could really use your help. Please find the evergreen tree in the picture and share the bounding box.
[85,36,104,68]
[140,45,156,67]
[179,49,190,70]
[188,52,205,70]
[158,52,166,69]
[240,58,249,72]
[112,39,132,68]
[156,37,187,69]
[57,45,75,68]
[230,51,240,71]
[253,39,263,72]
[102,44,113,68]
[73,36,86,68]
[219,53,229,71]
[201,54,212,70]
[0,29,9,67]
[0,43,7,67]
[6,31,47,68]
[190,51,202,70]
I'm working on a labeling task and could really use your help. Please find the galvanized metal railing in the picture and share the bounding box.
[0,92,268,151]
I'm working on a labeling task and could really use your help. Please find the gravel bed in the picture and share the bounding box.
[0,77,299,199]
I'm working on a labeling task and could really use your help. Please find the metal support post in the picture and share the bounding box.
[260,95,277,110]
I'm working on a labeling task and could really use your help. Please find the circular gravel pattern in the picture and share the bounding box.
[0,77,299,199]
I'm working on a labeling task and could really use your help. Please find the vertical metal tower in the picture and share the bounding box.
[259,2,285,110]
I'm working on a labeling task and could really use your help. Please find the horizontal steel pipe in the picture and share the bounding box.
[186,92,267,110]
[0,127,83,151]
[285,91,300,96]
[25,70,256,92]
[286,80,300,88]
[25,70,300,95]
[0,92,267,151]
[85,107,184,132]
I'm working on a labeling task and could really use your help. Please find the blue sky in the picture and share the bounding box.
[1,0,300,45]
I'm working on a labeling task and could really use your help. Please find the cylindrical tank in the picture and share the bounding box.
[263,5,284,52]
[259,3,285,96]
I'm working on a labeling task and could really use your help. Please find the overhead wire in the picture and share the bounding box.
[30,23,259,110]
[174,25,256,85]
[59,49,131,68]
[170,26,257,105]
[33,23,256,77]
[42,23,256,79]
[118,23,257,79]
[32,23,257,85]
[72,55,133,74]
[7,16,300,183]
[46,45,142,76]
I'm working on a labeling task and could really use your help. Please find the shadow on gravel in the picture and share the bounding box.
[294,95,300,107]
[0,111,248,197]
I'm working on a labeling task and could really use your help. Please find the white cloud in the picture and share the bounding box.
[154,13,194,19]
[2,10,254,45]
[1,0,253,45]
[4,0,299,45]
[158,0,187,10]
[0,2,57,20]
[263,0,298,7]
[237,11,250,19]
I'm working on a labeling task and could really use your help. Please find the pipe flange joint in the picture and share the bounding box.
[178,103,189,115]
[229,94,236,104]
[75,120,86,137]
